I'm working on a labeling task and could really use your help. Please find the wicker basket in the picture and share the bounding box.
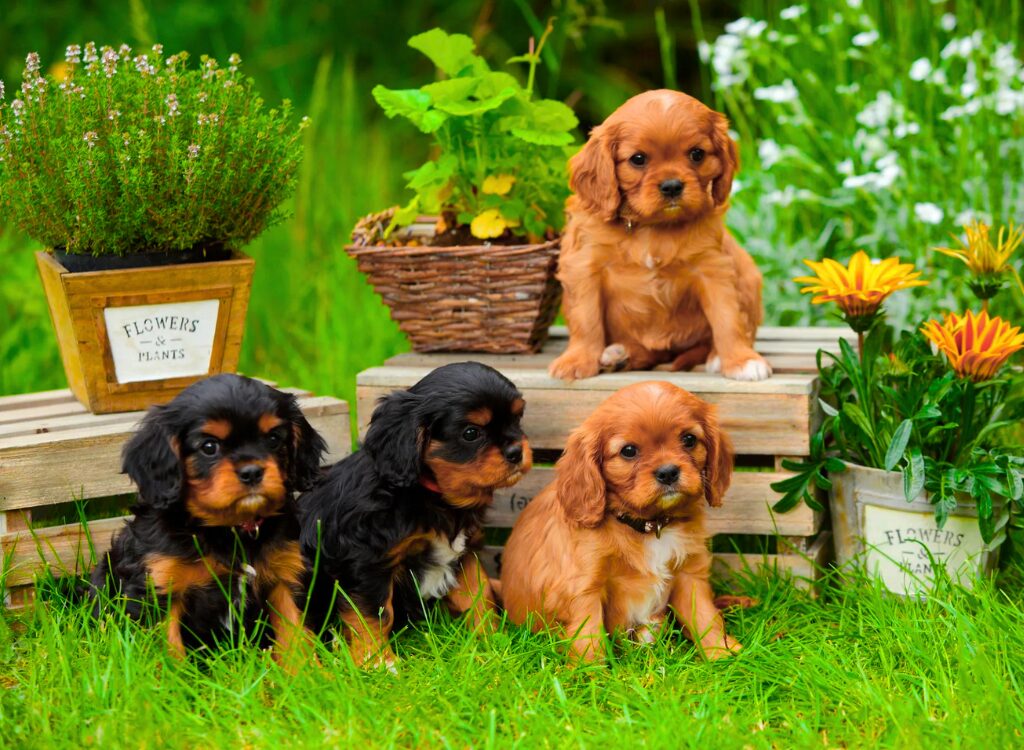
[346,213,561,353]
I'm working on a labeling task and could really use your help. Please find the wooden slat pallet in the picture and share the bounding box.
[358,326,852,587]
[0,384,351,606]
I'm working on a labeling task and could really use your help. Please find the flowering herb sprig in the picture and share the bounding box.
[0,45,309,256]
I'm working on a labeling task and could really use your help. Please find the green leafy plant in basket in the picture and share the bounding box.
[372,24,578,243]
[773,229,1024,545]
[0,44,307,257]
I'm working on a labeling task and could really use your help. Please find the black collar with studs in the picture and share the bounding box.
[614,512,675,538]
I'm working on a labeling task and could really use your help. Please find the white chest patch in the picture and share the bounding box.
[413,531,468,600]
[625,528,687,628]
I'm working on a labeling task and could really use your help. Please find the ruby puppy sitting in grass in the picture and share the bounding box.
[500,381,742,662]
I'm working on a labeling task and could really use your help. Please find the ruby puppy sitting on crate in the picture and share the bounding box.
[299,361,531,669]
[90,374,327,667]
[500,381,742,662]
[549,89,771,382]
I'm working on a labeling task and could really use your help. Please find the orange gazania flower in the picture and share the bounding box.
[794,250,928,332]
[933,220,1024,304]
[921,310,1024,381]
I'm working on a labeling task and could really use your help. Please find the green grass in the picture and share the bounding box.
[2,565,1023,748]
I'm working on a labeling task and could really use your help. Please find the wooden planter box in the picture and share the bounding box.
[0,384,350,607]
[357,326,854,588]
[35,250,255,414]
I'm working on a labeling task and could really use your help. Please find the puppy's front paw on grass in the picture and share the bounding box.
[549,350,601,381]
[701,637,743,660]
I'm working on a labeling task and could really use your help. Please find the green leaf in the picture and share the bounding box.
[884,419,913,472]
[841,402,873,441]
[1006,466,1024,501]
[772,490,803,514]
[372,86,447,133]
[433,87,517,116]
[475,72,521,98]
[404,155,457,191]
[511,128,575,146]
[819,398,839,417]
[422,78,479,105]
[384,197,421,238]
[904,448,925,501]
[825,457,847,473]
[408,29,477,76]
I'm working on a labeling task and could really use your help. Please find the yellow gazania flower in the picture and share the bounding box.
[470,208,519,239]
[921,310,1024,382]
[481,174,516,196]
[934,220,1024,303]
[794,250,929,332]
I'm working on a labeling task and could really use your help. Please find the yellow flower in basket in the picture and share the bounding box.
[921,310,1024,382]
[794,250,928,332]
[470,208,519,240]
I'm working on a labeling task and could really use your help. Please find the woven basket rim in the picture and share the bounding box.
[346,237,559,259]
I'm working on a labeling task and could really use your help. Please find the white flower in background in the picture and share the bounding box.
[941,31,983,59]
[10,98,24,120]
[0,80,4,100]
[995,88,1024,115]
[780,5,806,20]
[993,43,1021,81]
[725,17,767,37]
[152,44,164,55]
[893,122,921,138]
[187,143,200,159]
[914,202,944,224]
[698,41,711,63]
[929,68,948,86]
[955,208,990,227]
[856,91,895,128]
[909,58,933,81]
[940,13,957,32]
[65,44,82,64]
[765,186,798,206]
[710,33,750,88]
[83,42,98,64]
[961,80,979,98]
[964,98,982,115]
[836,158,854,176]
[852,30,879,47]
[731,178,743,193]
[165,93,180,117]
[853,129,888,161]
[102,47,119,77]
[25,52,40,75]
[758,138,783,168]
[754,79,799,103]
[83,131,98,148]
[836,82,861,95]
[847,0,862,8]
[941,104,966,120]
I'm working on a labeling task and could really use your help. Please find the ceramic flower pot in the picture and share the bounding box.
[829,462,999,595]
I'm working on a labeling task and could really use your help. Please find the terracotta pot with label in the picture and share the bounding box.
[829,462,999,595]
[35,249,254,414]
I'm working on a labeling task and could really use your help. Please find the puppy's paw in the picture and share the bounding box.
[705,354,722,374]
[599,343,630,372]
[630,619,665,645]
[367,648,399,674]
[701,636,743,660]
[549,350,601,381]
[721,353,772,381]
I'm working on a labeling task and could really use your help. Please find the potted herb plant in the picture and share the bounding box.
[0,44,306,413]
[774,225,1024,596]
[346,25,577,353]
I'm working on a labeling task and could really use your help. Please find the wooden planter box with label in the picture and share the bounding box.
[35,250,255,414]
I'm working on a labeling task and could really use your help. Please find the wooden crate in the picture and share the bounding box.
[0,384,351,606]
[357,326,851,586]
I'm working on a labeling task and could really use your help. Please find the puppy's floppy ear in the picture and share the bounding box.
[570,123,620,222]
[122,406,182,510]
[699,404,733,507]
[709,112,738,205]
[363,390,425,487]
[283,394,328,492]
[555,427,606,527]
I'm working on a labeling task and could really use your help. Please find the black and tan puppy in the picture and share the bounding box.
[90,374,327,667]
[300,362,531,669]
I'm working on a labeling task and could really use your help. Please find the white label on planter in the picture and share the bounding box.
[862,504,986,595]
[104,300,220,384]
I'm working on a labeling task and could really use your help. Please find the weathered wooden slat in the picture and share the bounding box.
[0,389,81,412]
[1,516,125,588]
[359,371,814,456]
[487,466,821,536]
[0,396,351,511]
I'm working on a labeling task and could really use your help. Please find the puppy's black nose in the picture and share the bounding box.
[654,464,681,486]
[504,443,524,465]
[237,464,265,486]
[659,179,684,199]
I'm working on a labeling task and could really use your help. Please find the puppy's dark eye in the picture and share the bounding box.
[462,427,480,442]
[199,439,220,457]
[681,433,698,449]
[629,153,647,167]
[689,148,705,164]
[619,444,639,459]
[267,433,282,450]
